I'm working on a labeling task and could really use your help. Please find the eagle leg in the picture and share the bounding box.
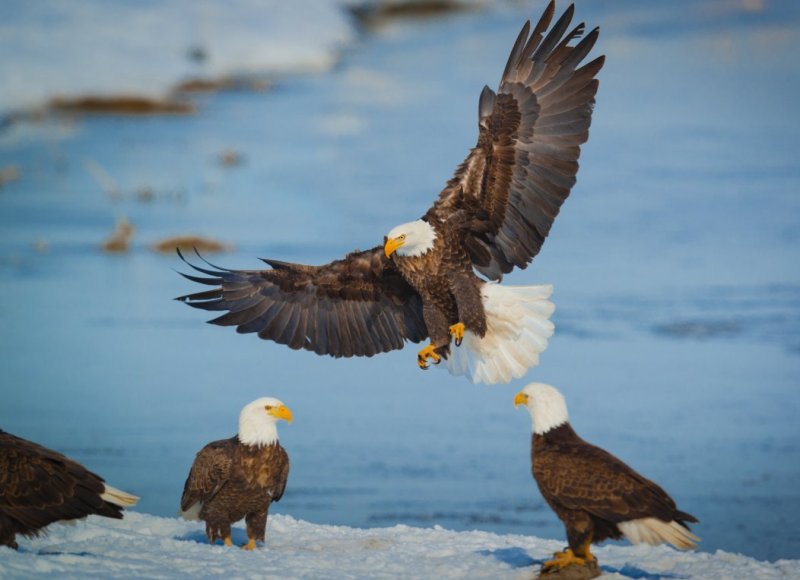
[223,536,233,547]
[576,539,595,562]
[417,344,442,369]
[542,548,587,571]
[242,538,257,551]
[449,322,465,347]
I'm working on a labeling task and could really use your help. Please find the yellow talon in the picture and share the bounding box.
[542,548,587,570]
[417,344,441,369]
[449,322,465,346]
[223,536,233,547]
[242,538,257,551]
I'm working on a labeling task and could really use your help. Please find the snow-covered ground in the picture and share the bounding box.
[1,513,795,579]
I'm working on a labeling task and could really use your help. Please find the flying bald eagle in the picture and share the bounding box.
[177,1,603,384]
[514,384,700,573]
[0,429,139,549]
[180,397,292,550]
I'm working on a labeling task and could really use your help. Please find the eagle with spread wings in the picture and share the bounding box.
[178,2,604,384]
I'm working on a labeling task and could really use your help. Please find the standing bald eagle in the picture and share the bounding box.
[0,429,139,549]
[514,384,699,573]
[177,1,603,384]
[180,397,292,550]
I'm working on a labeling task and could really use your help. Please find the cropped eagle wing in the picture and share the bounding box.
[180,439,236,512]
[429,1,604,280]
[176,246,427,358]
[0,431,120,532]
[535,443,698,525]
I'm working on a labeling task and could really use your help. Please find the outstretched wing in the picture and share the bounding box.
[429,1,604,280]
[176,246,427,358]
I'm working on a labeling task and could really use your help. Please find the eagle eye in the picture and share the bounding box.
[399,234,406,240]
[265,405,273,410]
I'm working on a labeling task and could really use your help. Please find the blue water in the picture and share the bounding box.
[1,1,799,562]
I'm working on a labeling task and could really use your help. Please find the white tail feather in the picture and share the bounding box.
[101,485,139,508]
[179,502,203,521]
[444,283,555,384]
[618,518,700,550]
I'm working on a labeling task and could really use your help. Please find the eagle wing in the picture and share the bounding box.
[428,1,604,280]
[176,246,427,358]
[535,442,698,525]
[0,431,122,535]
[269,446,290,503]
[180,439,236,512]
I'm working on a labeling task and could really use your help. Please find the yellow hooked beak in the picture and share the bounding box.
[513,392,528,408]
[384,236,405,258]
[268,404,293,424]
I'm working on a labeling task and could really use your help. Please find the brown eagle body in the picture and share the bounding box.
[180,436,289,547]
[176,2,603,383]
[0,429,138,549]
[390,221,486,359]
[533,424,699,551]
[515,384,699,572]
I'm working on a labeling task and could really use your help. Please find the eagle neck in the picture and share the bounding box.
[238,421,279,448]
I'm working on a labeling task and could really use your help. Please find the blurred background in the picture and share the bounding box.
[1,0,798,563]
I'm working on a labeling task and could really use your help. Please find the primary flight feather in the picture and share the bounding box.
[177,1,603,384]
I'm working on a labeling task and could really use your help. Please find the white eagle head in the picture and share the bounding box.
[384,219,436,258]
[514,383,568,435]
[238,397,293,447]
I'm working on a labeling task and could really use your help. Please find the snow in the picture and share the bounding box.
[0,513,795,579]
[0,0,354,114]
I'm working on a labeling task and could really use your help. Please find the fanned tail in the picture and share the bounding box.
[444,283,554,384]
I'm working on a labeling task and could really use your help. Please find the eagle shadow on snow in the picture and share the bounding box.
[476,547,537,568]
[175,527,248,546]
[476,549,688,579]
[19,547,98,558]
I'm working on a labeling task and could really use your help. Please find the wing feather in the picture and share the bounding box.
[0,430,133,539]
[429,1,603,280]
[536,441,698,526]
[178,247,427,358]
[180,439,235,512]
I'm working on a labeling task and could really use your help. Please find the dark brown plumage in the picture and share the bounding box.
[0,429,139,550]
[515,384,699,572]
[177,246,427,359]
[180,398,291,549]
[177,2,602,382]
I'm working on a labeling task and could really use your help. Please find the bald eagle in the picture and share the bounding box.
[0,429,139,549]
[180,398,292,550]
[177,1,603,384]
[514,384,700,573]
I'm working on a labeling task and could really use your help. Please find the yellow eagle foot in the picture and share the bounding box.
[542,548,587,571]
[223,536,233,547]
[449,322,465,347]
[242,538,257,551]
[417,344,442,369]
